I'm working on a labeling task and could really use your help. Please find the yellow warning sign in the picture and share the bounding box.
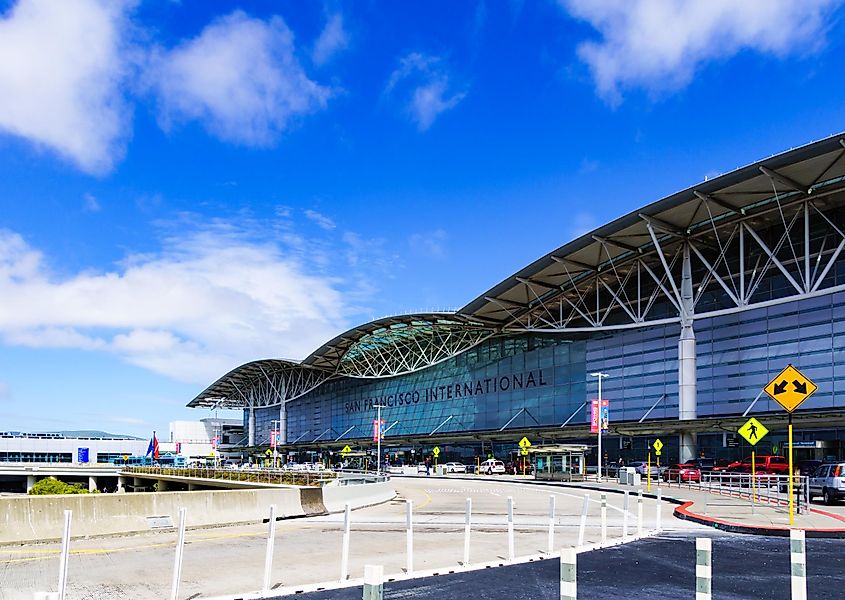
[519,436,532,448]
[764,364,817,413]
[738,417,769,446]
[520,447,529,456]
[340,445,352,457]
[433,446,440,457]
[653,439,663,456]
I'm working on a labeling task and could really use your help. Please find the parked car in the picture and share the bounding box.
[797,460,822,477]
[417,463,429,474]
[683,458,732,473]
[505,461,534,475]
[662,463,702,482]
[479,459,506,475]
[627,461,656,477]
[444,462,467,473]
[737,455,789,475]
[809,463,845,505]
[711,459,742,473]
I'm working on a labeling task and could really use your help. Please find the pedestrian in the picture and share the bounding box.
[425,458,431,476]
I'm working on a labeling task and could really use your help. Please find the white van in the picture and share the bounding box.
[480,459,506,475]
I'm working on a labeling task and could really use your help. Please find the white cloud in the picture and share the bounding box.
[312,12,348,66]
[409,229,448,258]
[149,10,330,146]
[83,192,101,212]
[0,0,132,174]
[304,209,336,230]
[386,53,466,131]
[560,0,843,104]
[0,223,353,384]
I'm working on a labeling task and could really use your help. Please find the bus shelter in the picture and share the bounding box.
[529,444,589,482]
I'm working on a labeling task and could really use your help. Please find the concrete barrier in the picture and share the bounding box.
[322,481,396,513]
[0,479,394,544]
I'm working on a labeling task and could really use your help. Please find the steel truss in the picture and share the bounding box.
[483,187,845,332]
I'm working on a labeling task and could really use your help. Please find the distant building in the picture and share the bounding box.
[164,418,244,459]
[0,431,148,464]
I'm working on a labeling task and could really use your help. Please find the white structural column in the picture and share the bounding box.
[248,407,256,447]
[678,242,697,462]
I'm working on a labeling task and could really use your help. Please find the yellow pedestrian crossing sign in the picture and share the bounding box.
[519,436,532,449]
[738,418,768,446]
[340,445,352,457]
[433,447,440,457]
[652,439,663,456]
[764,364,817,413]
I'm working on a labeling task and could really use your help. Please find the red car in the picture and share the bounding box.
[736,455,789,475]
[662,463,702,482]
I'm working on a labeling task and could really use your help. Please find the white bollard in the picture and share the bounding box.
[623,491,629,539]
[170,507,187,600]
[656,488,662,532]
[577,494,589,547]
[262,504,277,595]
[340,502,351,582]
[57,510,72,600]
[363,564,384,600]
[463,498,472,566]
[637,490,643,537]
[600,493,607,544]
[548,495,556,554]
[507,496,515,561]
[790,529,807,600]
[406,500,414,575]
[695,538,711,600]
[560,547,577,600]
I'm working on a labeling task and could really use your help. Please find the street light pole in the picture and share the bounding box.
[591,372,609,481]
[374,404,385,474]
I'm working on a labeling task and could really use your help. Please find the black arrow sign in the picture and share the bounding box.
[773,380,788,395]
[793,380,807,395]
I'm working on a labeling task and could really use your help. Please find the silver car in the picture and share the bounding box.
[809,463,845,505]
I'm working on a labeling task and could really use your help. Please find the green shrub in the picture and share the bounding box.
[28,477,93,495]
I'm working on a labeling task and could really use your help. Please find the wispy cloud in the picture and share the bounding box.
[304,209,336,230]
[385,53,466,131]
[312,12,349,66]
[148,10,330,146]
[409,229,448,258]
[0,0,133,174]
[82,192,101,212]
[560,0,843,104]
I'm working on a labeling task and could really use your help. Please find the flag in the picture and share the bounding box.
[146,432,159,459]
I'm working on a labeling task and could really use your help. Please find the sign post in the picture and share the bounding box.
[738,417,769,503]
[763,364,817,525]
[519,437,531,477]
[433,446,440,469]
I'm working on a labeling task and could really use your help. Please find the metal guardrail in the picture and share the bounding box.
[123,466,340,487]
[661,471,811,513]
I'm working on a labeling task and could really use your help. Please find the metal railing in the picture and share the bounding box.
[123,466,339,487]
[660,471,811,513]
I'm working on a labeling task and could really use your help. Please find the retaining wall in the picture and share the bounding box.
[0,480,395,544]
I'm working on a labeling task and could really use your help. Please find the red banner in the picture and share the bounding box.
[590,399,609,433]
[270,430,277,448]
[373,419,385,442]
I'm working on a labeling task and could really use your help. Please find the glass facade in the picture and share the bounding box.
[252,286,845,446]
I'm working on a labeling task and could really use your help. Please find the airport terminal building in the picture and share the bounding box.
[190,135,845,466]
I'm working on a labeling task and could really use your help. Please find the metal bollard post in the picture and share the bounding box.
[170,507,187,600]
[600,493,607,544]
[577,494,589,547]
[463,498,472,566]
[362,564,384,600]
[637,490,643,537]
[340,502,351,582]
[57,510,72,600]
[623,491,629,539]
[560,547,577,600]
[507,496,515,561]
[548,495,556,554]
[790,529,806,600]
[262,504,277,595]
[656,488,662,532]
[695,538,711,600]
[406,500,414,575]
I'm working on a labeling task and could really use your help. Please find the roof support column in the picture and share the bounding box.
[248,406,256,447]
[678,242,697,463]
[278,378,287,446]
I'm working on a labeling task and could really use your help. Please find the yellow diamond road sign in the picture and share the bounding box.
[738,417,769,446]
[764,364,818,413]
[433,446,440,457]
[340,445,352,456]
[653,439,663,455]
[519,436,532,448]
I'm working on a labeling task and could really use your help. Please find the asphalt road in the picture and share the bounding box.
[292,530,845,600]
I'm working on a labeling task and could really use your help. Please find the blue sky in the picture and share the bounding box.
[1,0,844,436]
